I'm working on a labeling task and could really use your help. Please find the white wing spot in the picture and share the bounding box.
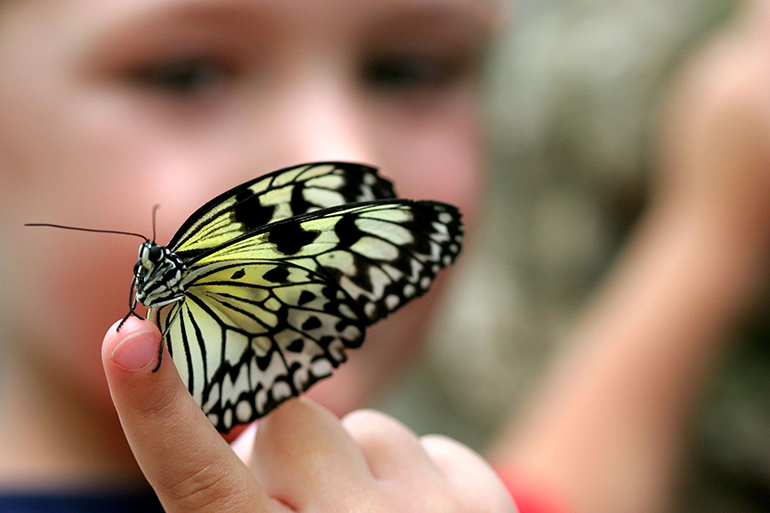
[385,294,400,310]
[236,400,253,422]
[273,381,292,401]
[432,222,449,236]
[328,339,346,361]
[360,185,374,200]
[256,388,268,413]
[340,325,362,343]
[318,250,357,275]
[350,236,399,262]
[338,303,356,319]
[250,358,260,389]
[311,359,333,377]
[222,369,249,406]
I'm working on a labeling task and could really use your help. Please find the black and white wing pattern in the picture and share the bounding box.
[143,163,462,433]
[153,260,366,432]
[168,161,395,261]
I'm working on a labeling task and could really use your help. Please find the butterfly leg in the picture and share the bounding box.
[117,276,145,332]
[151,302,183,372]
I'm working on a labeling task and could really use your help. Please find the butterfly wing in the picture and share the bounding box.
[189,199,464,325]
[151,199,463,432]
[168,162,395,261]
[151,260,364,433]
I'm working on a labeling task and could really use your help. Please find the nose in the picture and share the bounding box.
[262,65,376,167]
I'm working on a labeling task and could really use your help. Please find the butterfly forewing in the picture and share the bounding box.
[190,200,463,326]
[168,162,395,260]
[151,260,365,432]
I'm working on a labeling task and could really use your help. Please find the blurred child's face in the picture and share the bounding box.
[0,0,492,410]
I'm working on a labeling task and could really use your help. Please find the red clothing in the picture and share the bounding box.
[495,466,573,513]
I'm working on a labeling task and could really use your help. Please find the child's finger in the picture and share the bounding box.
[341,409,438,480]
[421,435,517,512]
[102,317,272,513]
[250,398,373,509]
[230,421,258,465]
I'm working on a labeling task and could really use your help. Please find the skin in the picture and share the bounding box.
[0,0,506,504]
[103,318,515,512]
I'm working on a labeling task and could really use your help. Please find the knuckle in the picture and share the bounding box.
[132,381,184,421]
[161,461,241,511]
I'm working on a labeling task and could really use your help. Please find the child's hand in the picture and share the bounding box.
[102,317,516,512]
[658,0,770,237]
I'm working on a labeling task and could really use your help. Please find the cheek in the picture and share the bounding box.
[2,162,143,407]
[372,92,486,229]
[5,225,136,375]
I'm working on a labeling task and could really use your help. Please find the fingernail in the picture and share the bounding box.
[111,330,159,371]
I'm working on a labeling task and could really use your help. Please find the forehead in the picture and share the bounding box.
[66,0,499,34]
[103,0,497,17]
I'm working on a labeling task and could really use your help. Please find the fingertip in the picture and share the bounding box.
[421,435,516,511]
[252,398,371,507]
[102,317,161,373]
[101,317,270,512]
[342,409,435,479]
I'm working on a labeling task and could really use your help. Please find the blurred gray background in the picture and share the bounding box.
[376,1,770,511]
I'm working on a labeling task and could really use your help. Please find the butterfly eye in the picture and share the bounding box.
[148,245,163,262]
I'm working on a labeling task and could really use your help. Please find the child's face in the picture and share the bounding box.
[0,0,492,410]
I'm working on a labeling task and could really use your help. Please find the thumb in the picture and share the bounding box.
[102,316,272,513]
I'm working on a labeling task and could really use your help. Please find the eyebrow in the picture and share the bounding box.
[358,1,501,56]
[374,0,502,31]
[89,0,502,64]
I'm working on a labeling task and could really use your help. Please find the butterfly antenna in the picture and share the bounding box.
[25,223,148,241]
[151,204,161,243]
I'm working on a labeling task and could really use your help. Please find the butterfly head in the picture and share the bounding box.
[137,241,163,271]
[133,241,187,308]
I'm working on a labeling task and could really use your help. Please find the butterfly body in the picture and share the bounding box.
[134,241,187,308]
[126,162,462,432]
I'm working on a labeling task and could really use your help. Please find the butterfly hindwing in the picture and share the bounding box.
[168,162,396,260]
[151,259,365,432]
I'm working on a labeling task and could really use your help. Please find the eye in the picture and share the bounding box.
[363,56,451,90]
[130,57,231,95]
[148,245,163,262]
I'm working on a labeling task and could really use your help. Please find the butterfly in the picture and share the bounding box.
[32,162,463,433]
